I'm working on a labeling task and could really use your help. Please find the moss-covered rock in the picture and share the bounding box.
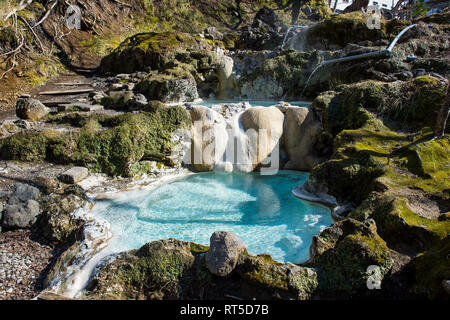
[135,66,199,103]
[302,12,409,51]
[99,32,214,74]
[0,108,191,177]
[310,218,392,295]
[308,77,448,204]
[350,193,450,251]
[404,236,450,299]
[39,193,86,243]
[235,254,318,300]
[82,239,318,300]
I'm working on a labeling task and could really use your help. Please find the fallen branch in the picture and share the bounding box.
[33,0,59,29]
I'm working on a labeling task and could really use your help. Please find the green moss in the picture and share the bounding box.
[310,77,449,204]
[0,108,191,177]
[0,129,55,162]
[189,243,209,254]
[408,237,450,299]
[305,12,408,49]
[237,254,318,299]
[351,193,450,249]
[312,219,392,293]
[99,32,212,74]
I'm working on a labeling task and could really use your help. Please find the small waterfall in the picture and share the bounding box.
[281,25,307,50]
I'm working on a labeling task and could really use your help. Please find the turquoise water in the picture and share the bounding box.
[92,171,332,264]
[195,100,311,108]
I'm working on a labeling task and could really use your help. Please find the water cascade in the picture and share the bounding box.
[281,25,308,50]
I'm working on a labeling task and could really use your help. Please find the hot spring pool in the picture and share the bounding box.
[92,171,332,264]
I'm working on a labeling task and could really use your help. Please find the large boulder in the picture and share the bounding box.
[216,55,239,99]
[136,68,199,104]
[2,200,40,229]
[99,32,212,74]
[0,109,191,177]
[1,183,42,229]
[16,98,50,122]
[283,106,325,171]
[239,107,284,172]
[310,219,392,295]
[189,106,228,172]
[235,8,287,51]
[205,231,246,276]
[7,183,40,205]
[39,193,86,242]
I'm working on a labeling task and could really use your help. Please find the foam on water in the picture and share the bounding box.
[91,171,332,264]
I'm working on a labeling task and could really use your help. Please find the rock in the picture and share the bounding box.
[283,106,325,171]
[204,27,223,41]
[110,83,125,91]
[31,176,65,195]
[216,55,238,100]
[59,167,89,184]
[136,71,199,104]
[331,204,355,221]
[0,120,19,138]
[2,200,40,229]
[405,237,450,299]
[14,119,32,129]
[39,193,86,242]
[126,94,149,111]
[235,8,286,50]
[7,183,40,205]
[205,231,246,276]
[235,254,318,300]
[443,280,450,295]
[393,71,413,81]
[101,91,135,110]
[240,107,284,171]
[190,106,228,172]
[252,7,286,33]
[37,292,75,300]
[413,68,427,77]
[310,219,392,293]
[133,94,148,105]
[82,238,318,300]
[58,103,104,112]
[99,32,213,74]
[16,98,50,122]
